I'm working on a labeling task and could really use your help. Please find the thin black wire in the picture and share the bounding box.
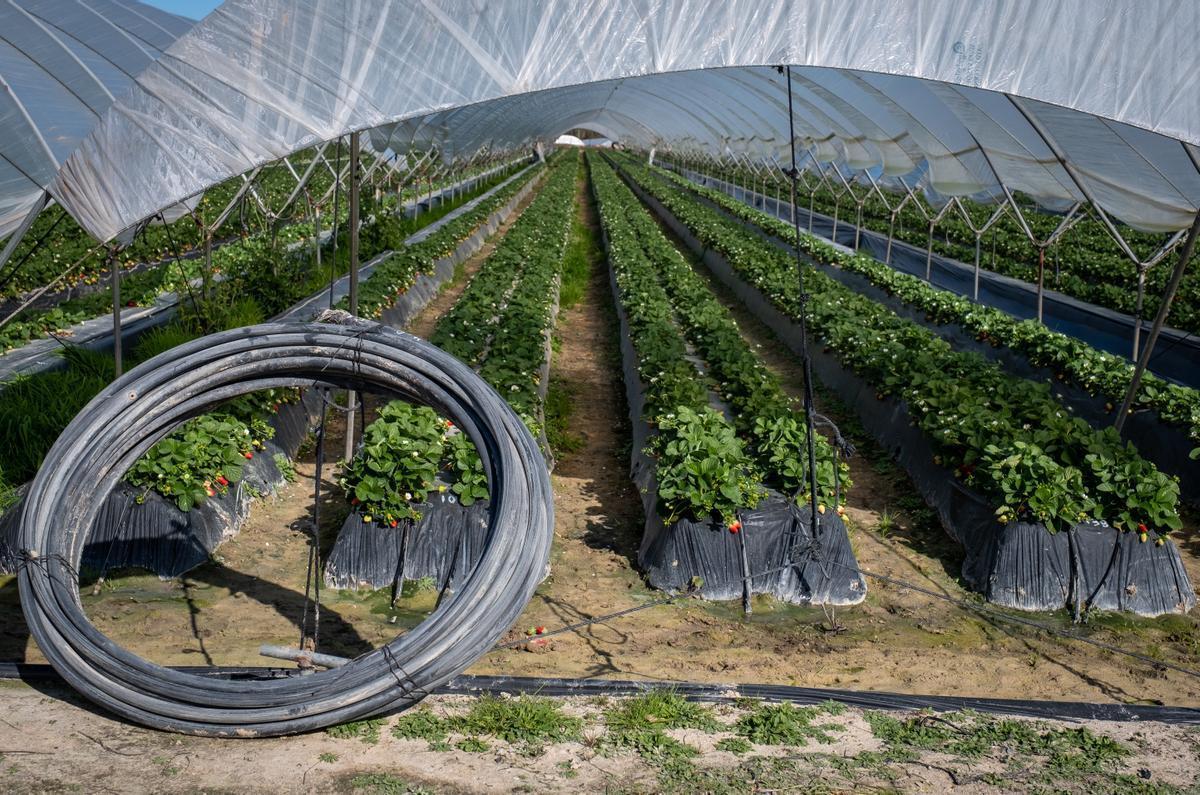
[299,394,328,652]
[780,64,825,546]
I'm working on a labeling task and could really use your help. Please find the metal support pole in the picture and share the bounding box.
[331,137,342,261]
[1115,211,1200,433]
[344,131,361,464]
[854,201,863,250]
[1036,246,1046,323]
[926,221,935,281]
[885,211,897,264]
[1132,267,1147,360]
[109,248,122,377]
[972,232,983,301]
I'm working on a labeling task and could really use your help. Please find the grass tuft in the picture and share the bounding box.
[326,718,385,745]
[733,701,845,746]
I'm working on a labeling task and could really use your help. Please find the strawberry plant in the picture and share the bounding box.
[124,388,295,510]
[650,407,765,524]
[339,403,447,523]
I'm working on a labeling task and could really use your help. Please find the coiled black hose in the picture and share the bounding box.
[17,313,553,736]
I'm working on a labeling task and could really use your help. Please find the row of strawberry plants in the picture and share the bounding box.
[697,161,1200,335]
[589,155,848,525]
[0,159,521,354]
[0,154,329,301]
[338,154,580,525]
[619,158,1182,536]
[654,164,1200,451]
[125,162,544,511]
[345,163,543,319]
[127,168,543,512]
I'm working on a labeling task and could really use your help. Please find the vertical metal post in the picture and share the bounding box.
[808,187,815,235]
[926,221,935,281]
[1132,266,1146,360]
[886,211,896,264]
[109,248,122,377]
[854,201,863,250]
[1115,211,1200,432]
[972,232,982,301]
[1036,246,1046,323]
[348,132,361,314]
[344,131,361,464]
[331,137,342,262]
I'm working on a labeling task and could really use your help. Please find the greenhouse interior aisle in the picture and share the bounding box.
[1,1,1200,791]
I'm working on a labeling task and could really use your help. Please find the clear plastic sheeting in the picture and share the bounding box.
[0,0,192,239]
[50,0,1200,241]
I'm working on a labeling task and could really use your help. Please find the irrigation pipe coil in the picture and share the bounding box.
[16,311,553,736]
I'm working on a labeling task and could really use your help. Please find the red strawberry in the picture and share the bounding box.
[535,626,546,635]
[351,497,360,505]
[728,520,742,534]
[1138,523,1148,534]
[244,451,253,459]
[390,520,399,528]
[216,475,229,486]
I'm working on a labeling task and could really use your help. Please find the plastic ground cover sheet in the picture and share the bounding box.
[678,168,1200,391]
[598,186,865,606]
[625,169,1194,616]
[0,390,321,578]
[324,166,552,591]
[672,173,1200,503]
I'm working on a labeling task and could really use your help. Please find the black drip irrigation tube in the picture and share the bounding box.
[14,314,553,736]
[1,664,1195,726]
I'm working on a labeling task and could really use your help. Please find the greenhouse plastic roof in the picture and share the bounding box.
[46,0,1200,241]
[0,0,192,239]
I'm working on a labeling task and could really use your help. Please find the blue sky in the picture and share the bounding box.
[143,0,221,20]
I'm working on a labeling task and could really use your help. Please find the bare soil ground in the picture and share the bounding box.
[1,683,1197,794]
[0,157,1198,793]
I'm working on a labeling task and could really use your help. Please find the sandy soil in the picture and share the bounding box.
[0,156,1198,792]
[0,683,1196,794]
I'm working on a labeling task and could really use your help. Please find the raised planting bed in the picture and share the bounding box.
[616,157,1194,616]
[325,153,580,591]
[0,389,321,578]
[653,163,1200,502]
[680,161,1200,350]
[0,157,532,385]
[590,155,864,606]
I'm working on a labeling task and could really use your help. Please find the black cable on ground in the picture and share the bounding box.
[0,665,1194,725]
[15,311,553,737]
